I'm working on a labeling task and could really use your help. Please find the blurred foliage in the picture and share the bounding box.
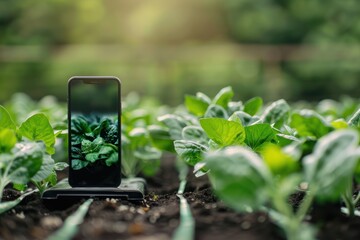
[225,0,360,44]
[0,0,359,104]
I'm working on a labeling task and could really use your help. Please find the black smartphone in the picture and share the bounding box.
[68,76,121,187]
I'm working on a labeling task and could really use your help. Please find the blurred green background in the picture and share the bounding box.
[1,0,360,105]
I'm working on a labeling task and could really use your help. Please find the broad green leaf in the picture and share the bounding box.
[228,101,243,114]
[212,86,234,109]
[174,140,208,166]
[158,114,188,140]
[261,144,299,176]
[0,105,16,130]
[105,152,118,166]
[31,154,55,182]
[134,146,161,160]
[48,198,93,240]
[81,137,103,154]
[261,99,290,127]
[200,118,245,147]
[204,104,228,119]
[348,108,360,127]
[196,92,211,104]
[85,153,100,163]
[19,113,55,154]
[182,126,208,145]
[0,129,17,153]
[185,95,209,117]
[290,110,332,138]
[99,146,114,155]
[8,142,44,184]
[244,97,263,116]
[331,119,348,129]
[148,125,174,152]
[205,146,271,211]
[72,159,89,170]
[244,123,276,151]
[0,189,37,214]
[276,134,300,147]
[230,111,260,126]
[304,130,360,201]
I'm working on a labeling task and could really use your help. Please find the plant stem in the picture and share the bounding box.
[353,191,360,206]
[296,188,316,222]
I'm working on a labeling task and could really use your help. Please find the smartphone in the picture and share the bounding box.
[68,76,121,187]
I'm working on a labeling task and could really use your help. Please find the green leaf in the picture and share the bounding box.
[48,198,93,240]
[185,95,209,117]
[182,126,208,145]
[261,99,290,127]
[85,153,100,163]
[81,137,103,154]
[0,129,17,153]
[204,104,228,119]
[205,146,271,211]
[196,92,211,104]
[105,152,118,166]
[72,159,89,170]
[229,111,259,126]
[158,114,188,140]
[244,123,276,151]
[200,118,245,147]
[148,125,174,152]
[212,86,234,109]
[19,113,55,155]
[31,154,55,182]
[261,144,299,176]
[0,105,16,130]
[348,108,360,127]
[174,140,208,166]
[0,189,37,214]
[8,142,44,184]
[290,110,332,138]
[244,97,263,116]
[331,119,348,129]
[304,130,360,201]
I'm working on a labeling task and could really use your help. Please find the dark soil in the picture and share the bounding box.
[1,155,360,240]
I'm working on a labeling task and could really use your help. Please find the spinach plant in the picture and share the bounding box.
[0,105,57,203]
[70,115,119,170]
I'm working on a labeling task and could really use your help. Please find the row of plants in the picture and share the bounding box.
[152,86,360,240]
[1,89,360,240]
[0,92,165,212]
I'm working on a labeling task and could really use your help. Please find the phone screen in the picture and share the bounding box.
[68,77,121,187]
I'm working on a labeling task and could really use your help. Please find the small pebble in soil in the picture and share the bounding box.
[300,182,309,190]
[16,212,25,219]
[106,198,118,204]
[40,216,63,229]
[241,221,252,230]
[257,215,266,223]
[137,208,146,215]
[129,206,136,213]
[149,212,160,223]
[128,222,144,235]
[118,205,129,212]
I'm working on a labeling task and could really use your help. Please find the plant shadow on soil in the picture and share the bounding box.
[1,155,360,240]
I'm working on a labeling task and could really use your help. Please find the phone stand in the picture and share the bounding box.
[42,177,146,203]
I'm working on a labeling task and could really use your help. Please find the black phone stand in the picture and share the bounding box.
[41,177,146,208]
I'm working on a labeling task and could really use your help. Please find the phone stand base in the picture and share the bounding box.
[42,177,146,202]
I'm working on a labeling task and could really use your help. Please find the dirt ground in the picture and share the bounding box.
[1,156,360,240]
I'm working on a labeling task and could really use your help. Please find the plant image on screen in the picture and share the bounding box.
[70,114,119,170]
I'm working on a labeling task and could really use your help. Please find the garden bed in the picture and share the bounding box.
[1,155,360,240]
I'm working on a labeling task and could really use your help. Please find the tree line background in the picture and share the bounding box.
[1,0,360,104]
